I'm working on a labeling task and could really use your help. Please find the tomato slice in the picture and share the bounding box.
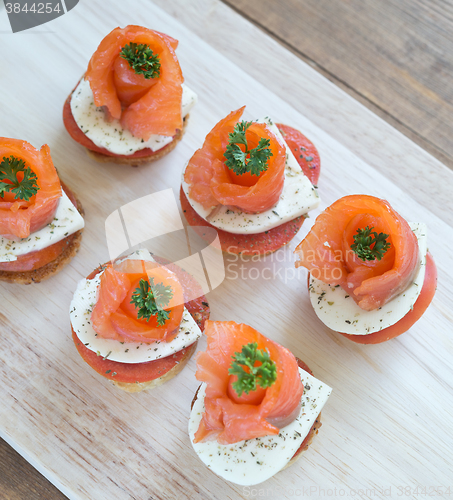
[339,252,437,344]
[73,256,210,384]
[181,186,305,255]
[72,328,196,383]
[276,124,321,185]
[0,236,75,272]
[0,182,81,272]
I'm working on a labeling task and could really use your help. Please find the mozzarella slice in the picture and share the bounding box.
[309,222,427,335]
[70,79,197,155]
[189,368,332,486]
[181,118,320,235]
[0,191,84,263]
[69,249,202,363]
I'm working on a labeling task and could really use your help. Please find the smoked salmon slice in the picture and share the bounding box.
[193,321,303,445]
[85,25,183,140]
[294,195,419,311]
[184,107,286,213]
[91,259,184,343]
[0,138,61,239]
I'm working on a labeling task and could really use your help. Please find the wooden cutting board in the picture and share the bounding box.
[1,1,452,499]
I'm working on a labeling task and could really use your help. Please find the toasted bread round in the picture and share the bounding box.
[0,183,84,285]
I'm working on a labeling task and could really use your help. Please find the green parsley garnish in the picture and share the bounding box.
[0,155,39,201]
[351,226,391,261]
[228,342,277,397]
[224,121,273,177]
[120,42,161,79]
[130,277,173,326]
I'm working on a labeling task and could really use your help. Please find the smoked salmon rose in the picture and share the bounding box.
[0,138,61,240]
[184,107,286,214]
[85,25,183,139]
[295,195,419,311]
[193,321,304,444]
[91,259,184,343]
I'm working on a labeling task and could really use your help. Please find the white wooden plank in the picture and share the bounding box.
[0,1,452,499]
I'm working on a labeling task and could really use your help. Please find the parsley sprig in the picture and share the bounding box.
[351,226,391,261]
[228,342,277,397]
[130,277,173,326]
[0,155,39,201]
[224,121,273,177]
[120,42,161,79]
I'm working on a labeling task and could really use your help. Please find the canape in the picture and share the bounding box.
[181,106,320,255]
[63,25,197,165]
[294,195,437,343]
[70,249,209,392]
[189,320,331,485]
[0,137,84,284]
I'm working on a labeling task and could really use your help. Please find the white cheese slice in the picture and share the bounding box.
[69,249,202,363]
[182,118,320,235]
[0,191,84,263]
[309,222,427,335]
[189,368,332,486]
[70,79,197,156]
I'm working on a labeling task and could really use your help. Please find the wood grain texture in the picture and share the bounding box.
[0,1,452,499]
[222,0,453,171]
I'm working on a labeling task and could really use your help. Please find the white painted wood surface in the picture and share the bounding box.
[0,1,452,499]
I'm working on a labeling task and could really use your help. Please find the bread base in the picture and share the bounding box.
[0,188,84,285]
[111,341,198,393]
[85,115,189,166]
